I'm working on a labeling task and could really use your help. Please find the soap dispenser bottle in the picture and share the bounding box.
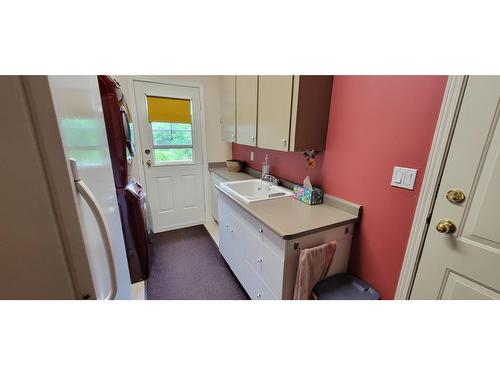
[262,154,270,176]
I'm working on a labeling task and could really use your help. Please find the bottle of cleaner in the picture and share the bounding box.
[262,154,270,176]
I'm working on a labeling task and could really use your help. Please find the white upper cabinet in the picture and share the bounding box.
[235,76,258,146]
[257,75,294,151]
[221,75,333,152]
[220,76,236,143]
[288,76,333,152]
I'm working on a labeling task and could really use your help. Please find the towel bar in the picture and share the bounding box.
[294,240,338,251]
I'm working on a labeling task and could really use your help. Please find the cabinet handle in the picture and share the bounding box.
[282,138,287,146]
[257,258,263,263]
[256,293,262,299]
[224,224,229,228]
[229,229,234,233]
[258,229,263,233]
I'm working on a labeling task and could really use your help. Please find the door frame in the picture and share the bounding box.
[127,76,210,224]
[394,75,468,299]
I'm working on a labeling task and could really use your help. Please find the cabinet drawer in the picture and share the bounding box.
[243,261,278,300]
[236,200,286,251]
[245,231,284,298]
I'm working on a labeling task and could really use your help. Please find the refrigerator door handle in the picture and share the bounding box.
[69,159,118,300]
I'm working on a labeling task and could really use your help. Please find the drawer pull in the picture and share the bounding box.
[229,229,234,233]
[256,293,262,299]
[257,258,263,263]
[258,229,263,233]
[224,224,229,228]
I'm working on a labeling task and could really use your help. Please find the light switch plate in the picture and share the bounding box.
[250,151,254,161]
[391,166,417,190]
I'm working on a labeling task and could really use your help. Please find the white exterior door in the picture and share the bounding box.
[133,80,206,233]
[411,76,500,299]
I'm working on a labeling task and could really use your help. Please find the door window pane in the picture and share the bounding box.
[154,148,193,162]
[152,122,192,146]
[150,121,194,163]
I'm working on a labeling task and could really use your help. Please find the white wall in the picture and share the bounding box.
[112,75,230,184]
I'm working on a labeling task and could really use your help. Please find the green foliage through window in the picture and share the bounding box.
[151,122,193,163]
[154,148,193,162]
[151,122,192,146]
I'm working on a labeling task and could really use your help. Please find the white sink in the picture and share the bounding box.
[220,179,293,204]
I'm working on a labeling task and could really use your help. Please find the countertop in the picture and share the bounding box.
[210,167,255,182]
[210,167,359,240]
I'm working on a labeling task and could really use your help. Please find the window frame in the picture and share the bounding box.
[150,121,195,165]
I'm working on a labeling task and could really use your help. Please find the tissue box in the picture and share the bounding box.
[293,185,324,205]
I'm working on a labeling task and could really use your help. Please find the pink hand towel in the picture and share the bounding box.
[293,241,336,300]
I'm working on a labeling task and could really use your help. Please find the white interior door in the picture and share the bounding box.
[134,80,206,233]
[411,76,500,299]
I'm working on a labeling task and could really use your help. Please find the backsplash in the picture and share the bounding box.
[231,143,324,188]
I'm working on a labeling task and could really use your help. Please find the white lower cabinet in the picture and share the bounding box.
[210,172,225,222]
[218,193,354,300]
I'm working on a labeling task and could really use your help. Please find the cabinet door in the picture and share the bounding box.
[211,183,218,222]
[217,196,233,266]
[257,75,293,151]
[242,261,278,300]
[221,76,236,142]
[289,75,333,152]
[210,173,223,222]
[217,195,246,280]
[235,75,258,146]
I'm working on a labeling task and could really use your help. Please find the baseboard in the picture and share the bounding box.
[154,220,206,233]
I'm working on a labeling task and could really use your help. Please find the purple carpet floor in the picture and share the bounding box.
[146,225,249,300]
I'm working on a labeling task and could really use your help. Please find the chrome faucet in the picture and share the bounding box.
[259,173,279,190]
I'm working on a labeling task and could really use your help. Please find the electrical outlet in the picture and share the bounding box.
[250,151,254,161]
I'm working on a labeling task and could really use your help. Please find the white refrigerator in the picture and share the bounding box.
[0,76,132,299]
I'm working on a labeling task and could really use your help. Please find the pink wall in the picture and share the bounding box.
[231,144,324,187]
[322,76,447,299]
[232,76,447,299]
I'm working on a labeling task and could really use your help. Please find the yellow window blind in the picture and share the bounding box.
[146,96,191,124]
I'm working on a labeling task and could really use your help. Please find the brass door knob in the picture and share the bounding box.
[446,188,465,204]
[436,219,456,234]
